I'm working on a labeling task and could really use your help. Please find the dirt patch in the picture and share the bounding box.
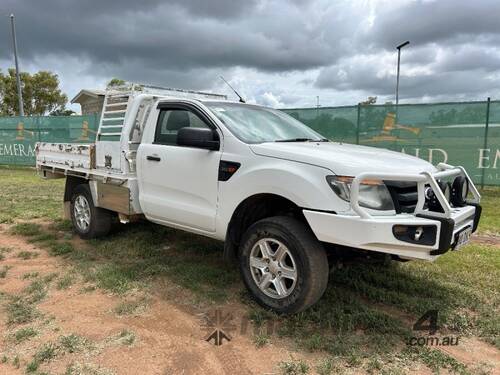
[472,234,500,247]
[439,337,499,371]
[0,229,499,374]
[0,231,321,375]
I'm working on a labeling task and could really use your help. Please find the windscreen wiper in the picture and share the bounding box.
[276,138,329,142]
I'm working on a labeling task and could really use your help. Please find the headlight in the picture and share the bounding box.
[326,175,395,211]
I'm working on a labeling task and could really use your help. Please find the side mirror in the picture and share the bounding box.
[176,127,220,151]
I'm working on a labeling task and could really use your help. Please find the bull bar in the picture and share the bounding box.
[350,163,481,220]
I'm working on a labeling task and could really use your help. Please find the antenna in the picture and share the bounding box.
[220,76,246,103]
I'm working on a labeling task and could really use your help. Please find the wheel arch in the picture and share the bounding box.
[223,193,309,262]
[63,176,89,219]
[64,175,88,202]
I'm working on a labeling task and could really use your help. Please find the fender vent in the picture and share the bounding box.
[385,181,418,213]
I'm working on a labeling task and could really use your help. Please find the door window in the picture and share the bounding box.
[154,109,210,145]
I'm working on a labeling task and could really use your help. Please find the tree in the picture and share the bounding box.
[107,78,126,88]
[360,96,377,105]
[0,69,68,116]
[50,108,75,116]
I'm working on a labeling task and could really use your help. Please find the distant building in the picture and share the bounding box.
[71,89,105,115]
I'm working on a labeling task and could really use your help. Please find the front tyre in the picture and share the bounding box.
[239,216,329,314]
[70,184,112,239]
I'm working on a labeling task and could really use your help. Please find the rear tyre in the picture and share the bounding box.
[239,216,329,314]
[70,184,112,239]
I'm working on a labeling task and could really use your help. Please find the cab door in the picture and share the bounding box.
[137,103,222,232]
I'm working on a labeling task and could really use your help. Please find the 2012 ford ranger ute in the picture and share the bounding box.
[36,84,482,314]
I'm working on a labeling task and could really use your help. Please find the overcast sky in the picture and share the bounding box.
[1,0,499,111]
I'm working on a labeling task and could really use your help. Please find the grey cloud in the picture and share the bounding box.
[315,54,500,100]
[0,0,499,105]
[0,0,340,73]
[368,0,500,50]
[315,60,394,95]
[434,46,500,73]
[167,0,259,19]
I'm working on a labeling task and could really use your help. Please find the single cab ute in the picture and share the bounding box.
[36,84,482,313]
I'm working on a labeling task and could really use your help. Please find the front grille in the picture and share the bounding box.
[385,181,418,213]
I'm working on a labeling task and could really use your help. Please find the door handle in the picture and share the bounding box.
[146,155,161,162]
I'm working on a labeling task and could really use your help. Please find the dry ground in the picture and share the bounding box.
[0,226,329,375]
[0,166,498,374]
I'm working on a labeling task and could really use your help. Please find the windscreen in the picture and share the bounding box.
[205,102,325,143]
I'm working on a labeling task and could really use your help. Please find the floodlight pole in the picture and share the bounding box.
[395,40,410,107]
[10,14,24,117]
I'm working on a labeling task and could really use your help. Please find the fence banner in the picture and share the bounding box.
[0,102,498,186]
[0,115,98,166]
[283,100,499,186]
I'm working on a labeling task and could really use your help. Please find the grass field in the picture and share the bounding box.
[0,165,499,374]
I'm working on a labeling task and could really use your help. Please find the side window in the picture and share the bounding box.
[154,109,210,145]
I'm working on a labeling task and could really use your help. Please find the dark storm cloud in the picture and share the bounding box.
[315,0,500,101]
[0,0,499,103]
[0,0,337,74]
[434,46,500,73]
[317,60,500,99]
[367,0,500,50]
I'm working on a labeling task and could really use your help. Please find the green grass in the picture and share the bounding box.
[17,250,39,260]
[5,296,39,325]
[27,232,58,244]
[0,246,11,260]
[278,358,310,374]
[64,362,112,375]
[26,360,39,373]
[0,166,64,223]
[0,167,498,373]
[23,279,49,303]
[22,271,40,279]
[116,329,136,346]
[25,336,91,373]
[113,297,149,316]
[479,187,500,235]
[3,271,55,326]
[13,355,20,369]
[56,273,76,290]
[315,358,336,375]
[0,265,11,278]
[11,222,43,236]
[253,331,270,347]
[49,241,74,256]
[33,342,59,363]
[61,223,239,300]
[59,334,90,353]
[13,327,38,343]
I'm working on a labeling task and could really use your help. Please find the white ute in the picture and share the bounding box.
[36,84,482,313]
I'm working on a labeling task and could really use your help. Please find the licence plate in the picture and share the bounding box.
[453,227,472,251]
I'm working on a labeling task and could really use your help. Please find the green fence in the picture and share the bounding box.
[283,99,500,187]
[0,115,98,165]
[0,100,499,186]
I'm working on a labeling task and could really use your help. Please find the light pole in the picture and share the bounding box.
[395,41,409,107]
[10,13,24,116]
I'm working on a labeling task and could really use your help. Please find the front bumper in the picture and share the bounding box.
[303,204,480,261]
[304,163,482,261]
